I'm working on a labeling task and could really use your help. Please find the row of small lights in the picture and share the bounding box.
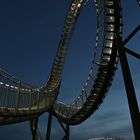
[0,82,39,92]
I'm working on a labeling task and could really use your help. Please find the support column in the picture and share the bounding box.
[57,118,70,140]
[46,108,53,140]
[117,36,140,140]
[30,117,40,140]
[65,124,70,140]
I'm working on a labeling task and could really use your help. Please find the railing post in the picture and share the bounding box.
[29,89,32,112]
[37,89,40,111]
[16,81,21,112]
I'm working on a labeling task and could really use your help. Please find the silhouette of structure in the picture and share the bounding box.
[0,0,139,140]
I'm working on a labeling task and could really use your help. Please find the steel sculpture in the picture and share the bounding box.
[0,0,139,140]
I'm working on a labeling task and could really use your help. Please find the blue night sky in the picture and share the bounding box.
[0,0,140,140]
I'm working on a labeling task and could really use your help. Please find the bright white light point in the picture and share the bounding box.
[5,84,9,87]
[110,43,113,47]
[110,36,113,40]
[77,3,81,7]
[110,17,113,20]
[0,82,3,85]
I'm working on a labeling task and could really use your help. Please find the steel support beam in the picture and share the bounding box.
[46,83,61,140]
[123,24,140,45]
[61,125,70,140]
[124,47,140,59]
[65,124,70,140]
[57,119,66,133]
[46,109,53,140]
[117,36,140,140]
[57,118,70,140]
[30,117,39,140]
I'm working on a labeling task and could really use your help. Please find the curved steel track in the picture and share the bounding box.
[0,0,122,128]
[54,0,122,125]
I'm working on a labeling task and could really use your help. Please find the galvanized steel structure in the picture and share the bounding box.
[0,0,139,140]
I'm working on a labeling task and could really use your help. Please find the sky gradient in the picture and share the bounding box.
[0,0,140,140]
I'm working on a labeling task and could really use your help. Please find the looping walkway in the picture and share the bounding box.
[0,0,122,126]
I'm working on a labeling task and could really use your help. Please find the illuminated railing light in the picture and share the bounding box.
[21,88,25,91]
[77,3,81,7]
[82,88,85,92]
[110,36,113,40]
[5,84,9,87]
[85,82,88,86]
[25,89,28,91]
[0,82,3,85]
[10,85,14,88]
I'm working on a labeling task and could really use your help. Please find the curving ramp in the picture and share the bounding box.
[0,69,58,125]
[0,0,122,127]
[53,0,122,125]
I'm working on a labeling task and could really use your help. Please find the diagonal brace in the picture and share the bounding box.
[123,24,140,45]
[117,36,140,140]
[124,47,140,59]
